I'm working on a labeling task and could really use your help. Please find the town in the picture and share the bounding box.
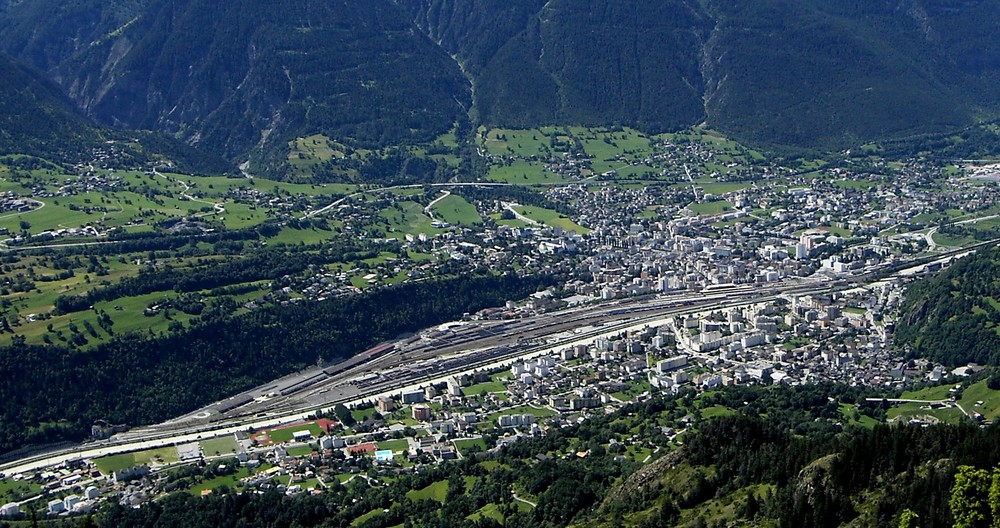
[2,128,1000,520]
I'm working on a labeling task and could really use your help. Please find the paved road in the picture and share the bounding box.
[154,169,225,215]
[424,190,451,220]
[501,202,541,225]
[512,493,537,508]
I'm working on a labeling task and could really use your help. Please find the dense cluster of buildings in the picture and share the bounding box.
[5,137,1000,520]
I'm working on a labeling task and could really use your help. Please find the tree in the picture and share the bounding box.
[334,404,356,427]
[991,470,1000,528]
[950,466,992,528]
[898,509,920,528]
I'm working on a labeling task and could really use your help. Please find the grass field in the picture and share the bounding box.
[94,447,179,474]
[406,480,449,502]
[626,445,653,463]
[888,402,967,424]
[687,200,735,216]
[0,252,261,347]
[575,127,652,158]
[958,380,1000,421]
[267,422,324,443]
[900,384,955,401]
[288,134,344,164]
[0,478,42,503]
[378,439,409,453]
[887,383,970,424]
[487,161,565,184]
[512,205,589,234]
[0,132,613,350]
[481,128,553,158]
[932,232,978,247]
[839,404,880,429]
[489,212,530,229]
[352,407,378,423]
[832,179,879,190]
[188,467,253,495]
[466,497,532,522]
[699,405,736,420]
[286,445,316,457]
[612,380,654,402]
[0,163,359,238]
[479,461,502,471]
[429,194,482,226]
[379,201,444,238]
[200,436,239,457]
[454,438,489,455]
[482,126,673,183]
[463,381,508,396]
[267,225,339,245]
[351,508,389,527]
[468,503,505,523]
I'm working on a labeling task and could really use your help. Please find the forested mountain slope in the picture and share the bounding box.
[3,0,1000,175]
[896,246,1000,367]
[0,51,224,171]
[0,0,472,175]
[0,52,102,161]
[405,0,1000,148]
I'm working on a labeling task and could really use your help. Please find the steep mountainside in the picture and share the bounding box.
[404,0,711,132]
[0,52,105,161]
[701,0,973,147]
[0,51,230,172]
[0,0,147,75]
[1,0,472,175]
[404,0,1000,148]
[3,0,1000,175]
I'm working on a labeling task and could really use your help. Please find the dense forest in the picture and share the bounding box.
[600,414,1000,528]
[0,272,552,455]
[896,246,1000,366]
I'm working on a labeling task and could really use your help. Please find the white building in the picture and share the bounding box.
[63,495,80,511]
[320,435,345,450]
[0,503,19,518]
[446,377,463,396]
[498,414,536,428]
[657,356,688,373]
[48,499,66,515]
[400,390,425,405]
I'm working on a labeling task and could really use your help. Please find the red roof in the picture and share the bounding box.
[348,442,377,454]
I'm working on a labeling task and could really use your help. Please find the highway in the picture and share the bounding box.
[1,241,995,476]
